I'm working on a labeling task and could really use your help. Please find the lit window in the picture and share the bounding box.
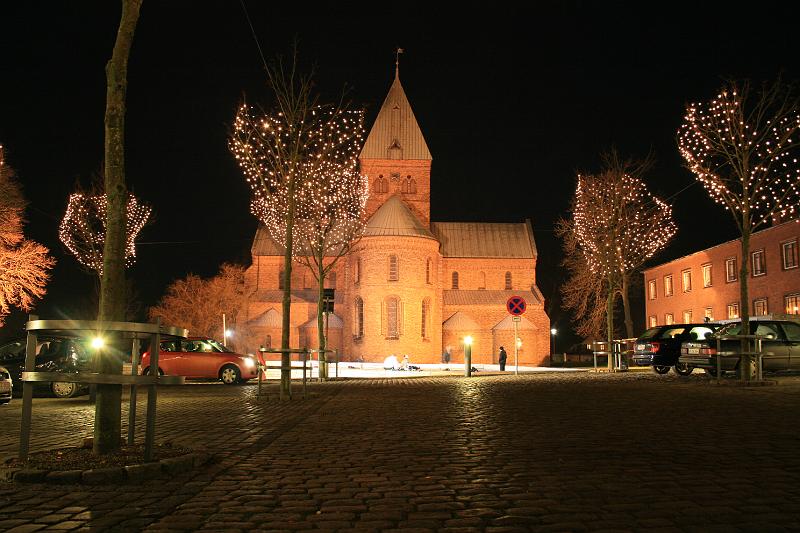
[664,275,673,297]
[505,272,512,290]
[682,270,692,292]
[726,258,737,282]
[421,299,430,339]
[683,310,692,323]
[786,294,800,315]
[386,297,399,339]
[702,264,712,288]
[649,315,657,327]
[354,297,364,339]
[388,255,398,281]
[753,298,768,316]
[451,272,459,289]
[751,249,766,276]
[727,303,740,319]
[665,313,674,325]
[782,240,798,270]
[704,307,713,321]
[648,280,657,300]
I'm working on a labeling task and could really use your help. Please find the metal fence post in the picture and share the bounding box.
[127,338,140,445]
[19,314,38,461]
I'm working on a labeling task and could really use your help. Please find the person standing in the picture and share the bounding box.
[442,345,452,365]
[498,346,508,371]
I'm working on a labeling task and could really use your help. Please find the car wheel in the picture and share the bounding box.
[51,382,78,398]
[652,365,671,375]
[673,362,693,376]
[704,367,718,377]
[220,365,241,385]
[143,366,163,377]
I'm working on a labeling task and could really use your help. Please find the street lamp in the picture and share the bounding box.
[550,328,557,365]
[464,335,473,377]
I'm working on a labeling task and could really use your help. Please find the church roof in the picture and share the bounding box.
[443,289,544,306]
[493,315,537,331]
[300,313,343,329]
[251,225,284,256]
[360,73,432,161]
[431,221,537,258]
[249,308,282,328]
[363,195,436,240]
[442,311,479,330]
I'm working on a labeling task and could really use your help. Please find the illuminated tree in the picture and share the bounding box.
[0,144,55,326]
[571,152,676,368]
[230,53,365,396]
[59,190,151,276]
[149,264,255,353]
[678,79,800,380]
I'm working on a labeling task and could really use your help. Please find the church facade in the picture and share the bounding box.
[244,70,551,365]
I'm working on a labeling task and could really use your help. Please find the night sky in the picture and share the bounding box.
[1,1,797,345]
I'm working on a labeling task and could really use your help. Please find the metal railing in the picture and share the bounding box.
[713,334,765,384]
[591,338,636,372]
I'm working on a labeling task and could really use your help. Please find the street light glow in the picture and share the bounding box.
[90,336,105,349]
[464,335,473,346]
[551,328,557,335]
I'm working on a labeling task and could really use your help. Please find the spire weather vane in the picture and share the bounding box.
[395,47,404,77]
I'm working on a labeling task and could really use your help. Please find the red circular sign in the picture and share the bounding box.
[506,296,527,316]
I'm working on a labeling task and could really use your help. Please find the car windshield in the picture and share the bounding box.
[638,327,686,340]
[0,340,25,362]
[206,339,233,353]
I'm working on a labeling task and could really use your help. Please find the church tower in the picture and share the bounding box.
[359,64,432,227]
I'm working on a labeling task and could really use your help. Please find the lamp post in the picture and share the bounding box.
[515,337,522,375]
[222,313,227,346]
[550,327,557,365]
[464,335,473,377]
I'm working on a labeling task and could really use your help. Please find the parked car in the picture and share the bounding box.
[632,323,721,375]
[0,366,12,404]
[140,337,258,385]
[679,319,800,375]
[0,337,92,398]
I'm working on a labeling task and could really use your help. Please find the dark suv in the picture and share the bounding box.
[0,337,93,398]
[632,323,721,375]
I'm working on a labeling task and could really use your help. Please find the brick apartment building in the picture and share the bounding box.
[643,219,800,327]
[243,67,551,365]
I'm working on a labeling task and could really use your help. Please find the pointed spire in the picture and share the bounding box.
[395,47,403,79]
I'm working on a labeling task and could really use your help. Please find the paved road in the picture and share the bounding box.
[1,372,800,532]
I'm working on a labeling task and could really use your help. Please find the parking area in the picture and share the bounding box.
[2,371,800,531]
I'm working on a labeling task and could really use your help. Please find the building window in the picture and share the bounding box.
[425,258,432,284]
[665,313,674,325]
[704,307,714,321]
[683,310,692,323]
[388,255,398,281]
[726,257,737,282]
[421,298,430,340]
[664,275,673,297]
[374,175,388,194]
[354,257,361,285]
[451,272,459,289]
[386,297,400,339]
[648,279,657,300]
[401,176,417,194]
[354,297,364,339]
[648,315,657,328]
[786,294,800,315]
[702,264,712,288]
[751,249,766,276]
[782,240,798,270]
[682,270,692,292]
[505,272,512,290]
[479,272,486,290]
[727,303,740,320]
[753,298,768,316]
[278,269,285,290]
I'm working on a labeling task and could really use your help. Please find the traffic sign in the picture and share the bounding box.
[506,296,526,316]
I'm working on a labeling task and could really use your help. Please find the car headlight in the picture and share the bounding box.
[243,357,255,368]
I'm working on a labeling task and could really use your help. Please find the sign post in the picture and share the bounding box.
[506,296,527,376]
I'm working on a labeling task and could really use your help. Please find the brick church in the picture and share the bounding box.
[244,67,551,365]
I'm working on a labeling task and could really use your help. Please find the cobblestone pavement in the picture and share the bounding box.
[2,371,800,532]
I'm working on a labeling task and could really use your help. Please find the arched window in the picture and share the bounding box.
[388,254,399,281]
[278,269,285,290]
[426,258,432,284]
[302,270,310,289]
[401,176,417,194]
[385,296,400,339]
[354,297,364,339]
[505,271,512,290]
[354,257,361,285]
[479,271,486,290]
[421,298,430,340]
[451,271,459,289]
[374,175,388,194]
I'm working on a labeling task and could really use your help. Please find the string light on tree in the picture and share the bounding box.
[59,192,152,275]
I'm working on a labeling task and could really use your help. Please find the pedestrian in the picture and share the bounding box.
[498,346,508,371]
[442,345,451,366]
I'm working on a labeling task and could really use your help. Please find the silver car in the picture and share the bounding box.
[680,319,800,375]
[0,366,12,404]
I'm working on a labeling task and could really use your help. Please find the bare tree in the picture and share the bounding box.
[571,153,676,368]
[230,52,364,397]
[678,79,800,381]
[0,144,55,326]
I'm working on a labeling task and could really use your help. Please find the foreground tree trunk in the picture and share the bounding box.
[739,216,752,381]
[95,0,142,455]
[606,275,615,371]
[280,182,295,400]
[620,272,634,339]
[316,251,327,380]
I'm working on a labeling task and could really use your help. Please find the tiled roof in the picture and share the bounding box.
[300,313,343,329]
[360,74,431,161]
[431,221,537,258]
[442,311,479,330]
[252,290,344,304]
[251,225,284,257]
[249,308,282,328]
[363,195,436,239]
[492,314,536,331]
[443,290,543,306]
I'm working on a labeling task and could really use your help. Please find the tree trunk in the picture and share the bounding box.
[739,218,752,382]
[95,0,142,456]
[606,274,615,371]
[316,253,327,380]
[280,183,295,400]
[621,272,634,339]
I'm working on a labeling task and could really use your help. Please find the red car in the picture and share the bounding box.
[141,337,258,385]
